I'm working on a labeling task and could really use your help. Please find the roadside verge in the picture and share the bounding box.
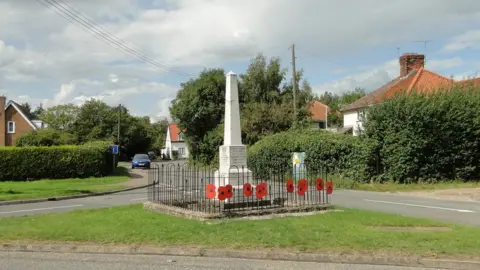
[0,183,154,206]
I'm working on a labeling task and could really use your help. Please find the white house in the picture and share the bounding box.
[162,123,189,159]
[340,52,459,136]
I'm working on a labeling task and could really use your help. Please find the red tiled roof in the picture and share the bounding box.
[457,77,480,88]
[169,123,186,142]
[341,68,455,112]
[309,101,329,121]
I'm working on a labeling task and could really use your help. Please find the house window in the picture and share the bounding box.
[178,133,184,141]
[178,148,184,155]
[7,121,15,133]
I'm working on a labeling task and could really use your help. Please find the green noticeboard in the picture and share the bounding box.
[292,152,306,181]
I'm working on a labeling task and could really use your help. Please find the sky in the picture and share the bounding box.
[1,0,480,122]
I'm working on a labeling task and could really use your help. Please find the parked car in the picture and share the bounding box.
[131,154,151,169]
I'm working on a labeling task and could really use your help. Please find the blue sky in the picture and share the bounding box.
[1,0,480,121]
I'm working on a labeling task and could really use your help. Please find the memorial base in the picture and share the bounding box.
[214,167,265,203]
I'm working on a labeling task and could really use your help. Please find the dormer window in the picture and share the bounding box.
[178,132,184,141]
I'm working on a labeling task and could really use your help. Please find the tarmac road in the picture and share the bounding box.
[0,252,443,270]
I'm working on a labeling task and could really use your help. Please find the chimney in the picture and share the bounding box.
[399,53,425,77]
[0,96,5,146]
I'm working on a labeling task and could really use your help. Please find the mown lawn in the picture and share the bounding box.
[0,167,131,201]
[332,176,479,192]
[0,204,478,258]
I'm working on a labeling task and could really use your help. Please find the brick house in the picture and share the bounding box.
[340,53,475,136]
[309,100,329,129]
[0,96,48,146]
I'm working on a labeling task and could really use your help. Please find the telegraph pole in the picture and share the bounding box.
[117,104,121,147]
[291,44,297,124]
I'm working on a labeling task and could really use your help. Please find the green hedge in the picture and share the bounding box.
[0,141,116,181]
[247,129,375,180]
[363,86,480,182]
[15,129,77,147]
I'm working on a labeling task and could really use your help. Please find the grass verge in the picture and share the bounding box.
[332,176,479,192]
[0,204,478,259]
[0,167,131,201]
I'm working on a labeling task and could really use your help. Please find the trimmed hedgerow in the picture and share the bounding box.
[0,141,116,181]
[363,85,480,183]
[247,129,376,180]
[15,129,77,147]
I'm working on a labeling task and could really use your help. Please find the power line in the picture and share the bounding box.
[36,0,195,77]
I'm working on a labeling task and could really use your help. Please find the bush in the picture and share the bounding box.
[15,129,77,147]
[247,129,375,180]
[363,85,480,182]
[171,150,179,160]
[0,141,116,181]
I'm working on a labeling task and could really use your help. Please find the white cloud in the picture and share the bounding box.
[443,30,480,51]
[426,57,465,70]
[1,0,480,118]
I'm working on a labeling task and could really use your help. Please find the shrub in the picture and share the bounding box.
[0,141,116,181]
[247,129,375,180]
[15,129,77,147]
[363,85,480,182]
[171,150,179,160]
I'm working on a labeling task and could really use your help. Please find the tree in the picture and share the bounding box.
[239,53,286,104]
[240,54,313,144]
[20,102,32,114]
[39,104,79,131]
[32,104,45,119]
[170,68,226,165]
[71,100,116,142]
[149,118,169,154]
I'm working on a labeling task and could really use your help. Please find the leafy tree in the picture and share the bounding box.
[170,68,226,165]
[71,100,116,142]
[149,118,169,154]
[121,115,153,159]
[39,104,79,131]
[240,54,313,144]
[67,99,152,159]
[32,104,45,119]
[239,53,286,104]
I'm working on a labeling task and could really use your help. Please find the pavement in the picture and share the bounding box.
[0,252,443,270]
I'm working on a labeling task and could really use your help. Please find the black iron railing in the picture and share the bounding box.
[147,163,334,214]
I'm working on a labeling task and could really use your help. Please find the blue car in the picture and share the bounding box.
[131,154,151,169]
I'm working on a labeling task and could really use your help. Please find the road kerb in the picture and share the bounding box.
[0,242,478,270]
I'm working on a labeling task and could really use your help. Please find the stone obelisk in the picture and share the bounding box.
[214,71,252,192]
